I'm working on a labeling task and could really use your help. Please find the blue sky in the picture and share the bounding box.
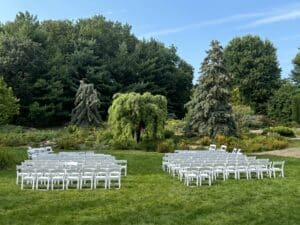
[0,0,299,81]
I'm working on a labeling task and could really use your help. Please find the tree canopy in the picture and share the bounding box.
[267,80,294,123]
[0,77,19,124]
[224,35,281,115]
[291,50,300,87]
[108,92,167,143]
[0,11,193,126]
[185,40,236,138]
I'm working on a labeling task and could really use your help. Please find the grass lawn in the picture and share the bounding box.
[0,149,299,225]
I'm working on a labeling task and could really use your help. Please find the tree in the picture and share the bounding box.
[267,80,294,123]
[224,35,281,114]
[292,93,300,124]
[185,40,236,138]
[291,51,300,86]
[71,80,102,126]
[108,92,167,143]
[0,12,193,126]
[0,77,19,124]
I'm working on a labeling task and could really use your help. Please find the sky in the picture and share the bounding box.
[0,0,299,82]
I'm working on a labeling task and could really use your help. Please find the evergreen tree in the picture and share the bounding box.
[0,77,19,124]
[185,40,236,138]
[71,80,102,126]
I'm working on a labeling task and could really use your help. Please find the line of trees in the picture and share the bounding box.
[0,12,193,126]
[1,12,300,137]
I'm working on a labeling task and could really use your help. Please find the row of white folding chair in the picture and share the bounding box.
[183,167,213,186]
[17,164,122,185]
[20,168,121,190]
[164,158,253,172]
[173,160,284,185]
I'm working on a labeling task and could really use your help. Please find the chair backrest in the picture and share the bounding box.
[209,144,217,151]
[272,161,285,169]
[220,145,227,151]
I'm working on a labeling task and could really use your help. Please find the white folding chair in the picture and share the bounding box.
[271,161,285,178]
[107,171,121,189]
[66,172,80,189]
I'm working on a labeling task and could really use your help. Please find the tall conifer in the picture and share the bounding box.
[186,40,236,137]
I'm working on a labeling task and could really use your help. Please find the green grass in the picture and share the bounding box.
[0,149,300,225]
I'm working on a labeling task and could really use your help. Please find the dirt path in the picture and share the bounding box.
[254,147,300,158]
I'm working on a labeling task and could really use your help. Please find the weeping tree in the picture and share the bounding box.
[71,80,102,126]
[108,92,167,143]
[185,40,236,138]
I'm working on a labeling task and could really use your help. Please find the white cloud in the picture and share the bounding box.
[140,3,300,38]
[140,12,264,38]
[242,10,300,28]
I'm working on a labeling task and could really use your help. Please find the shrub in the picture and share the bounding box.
[0,128,62,147]
[0,150,14,170]
[164,130,175,139]
[139,140,159,151]
[110,139,137,150]
[232,104,254,131]
[56,134,84,149]
[199,136,211,146]
[165,119,186,136]
[176,140,189,150]
[156,139,175,153]
[66,125,79,134]
[241,136,288,153]
[263,126,295,137]
[215,135,226,144]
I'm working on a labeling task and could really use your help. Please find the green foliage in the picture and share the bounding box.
[165,119,185,136]
[108,92,167,143]
[291,51,300,86]
[198,136,212,146]
[0,148,27,170]
[263,126,295,137]
[0,12,193,126]
[0,77,19,124]
[186,40,237,138]
[164,130,175,139]
[156,139,175,153]
[267,81,294,123]
[224,35,281,114]
[232,104,265,130]
[0,150,14,170]
[0,128,61,147]
[241,136,288,153]
[292,93,300,124]
[71,80,102,126]
[231,87,242,105]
